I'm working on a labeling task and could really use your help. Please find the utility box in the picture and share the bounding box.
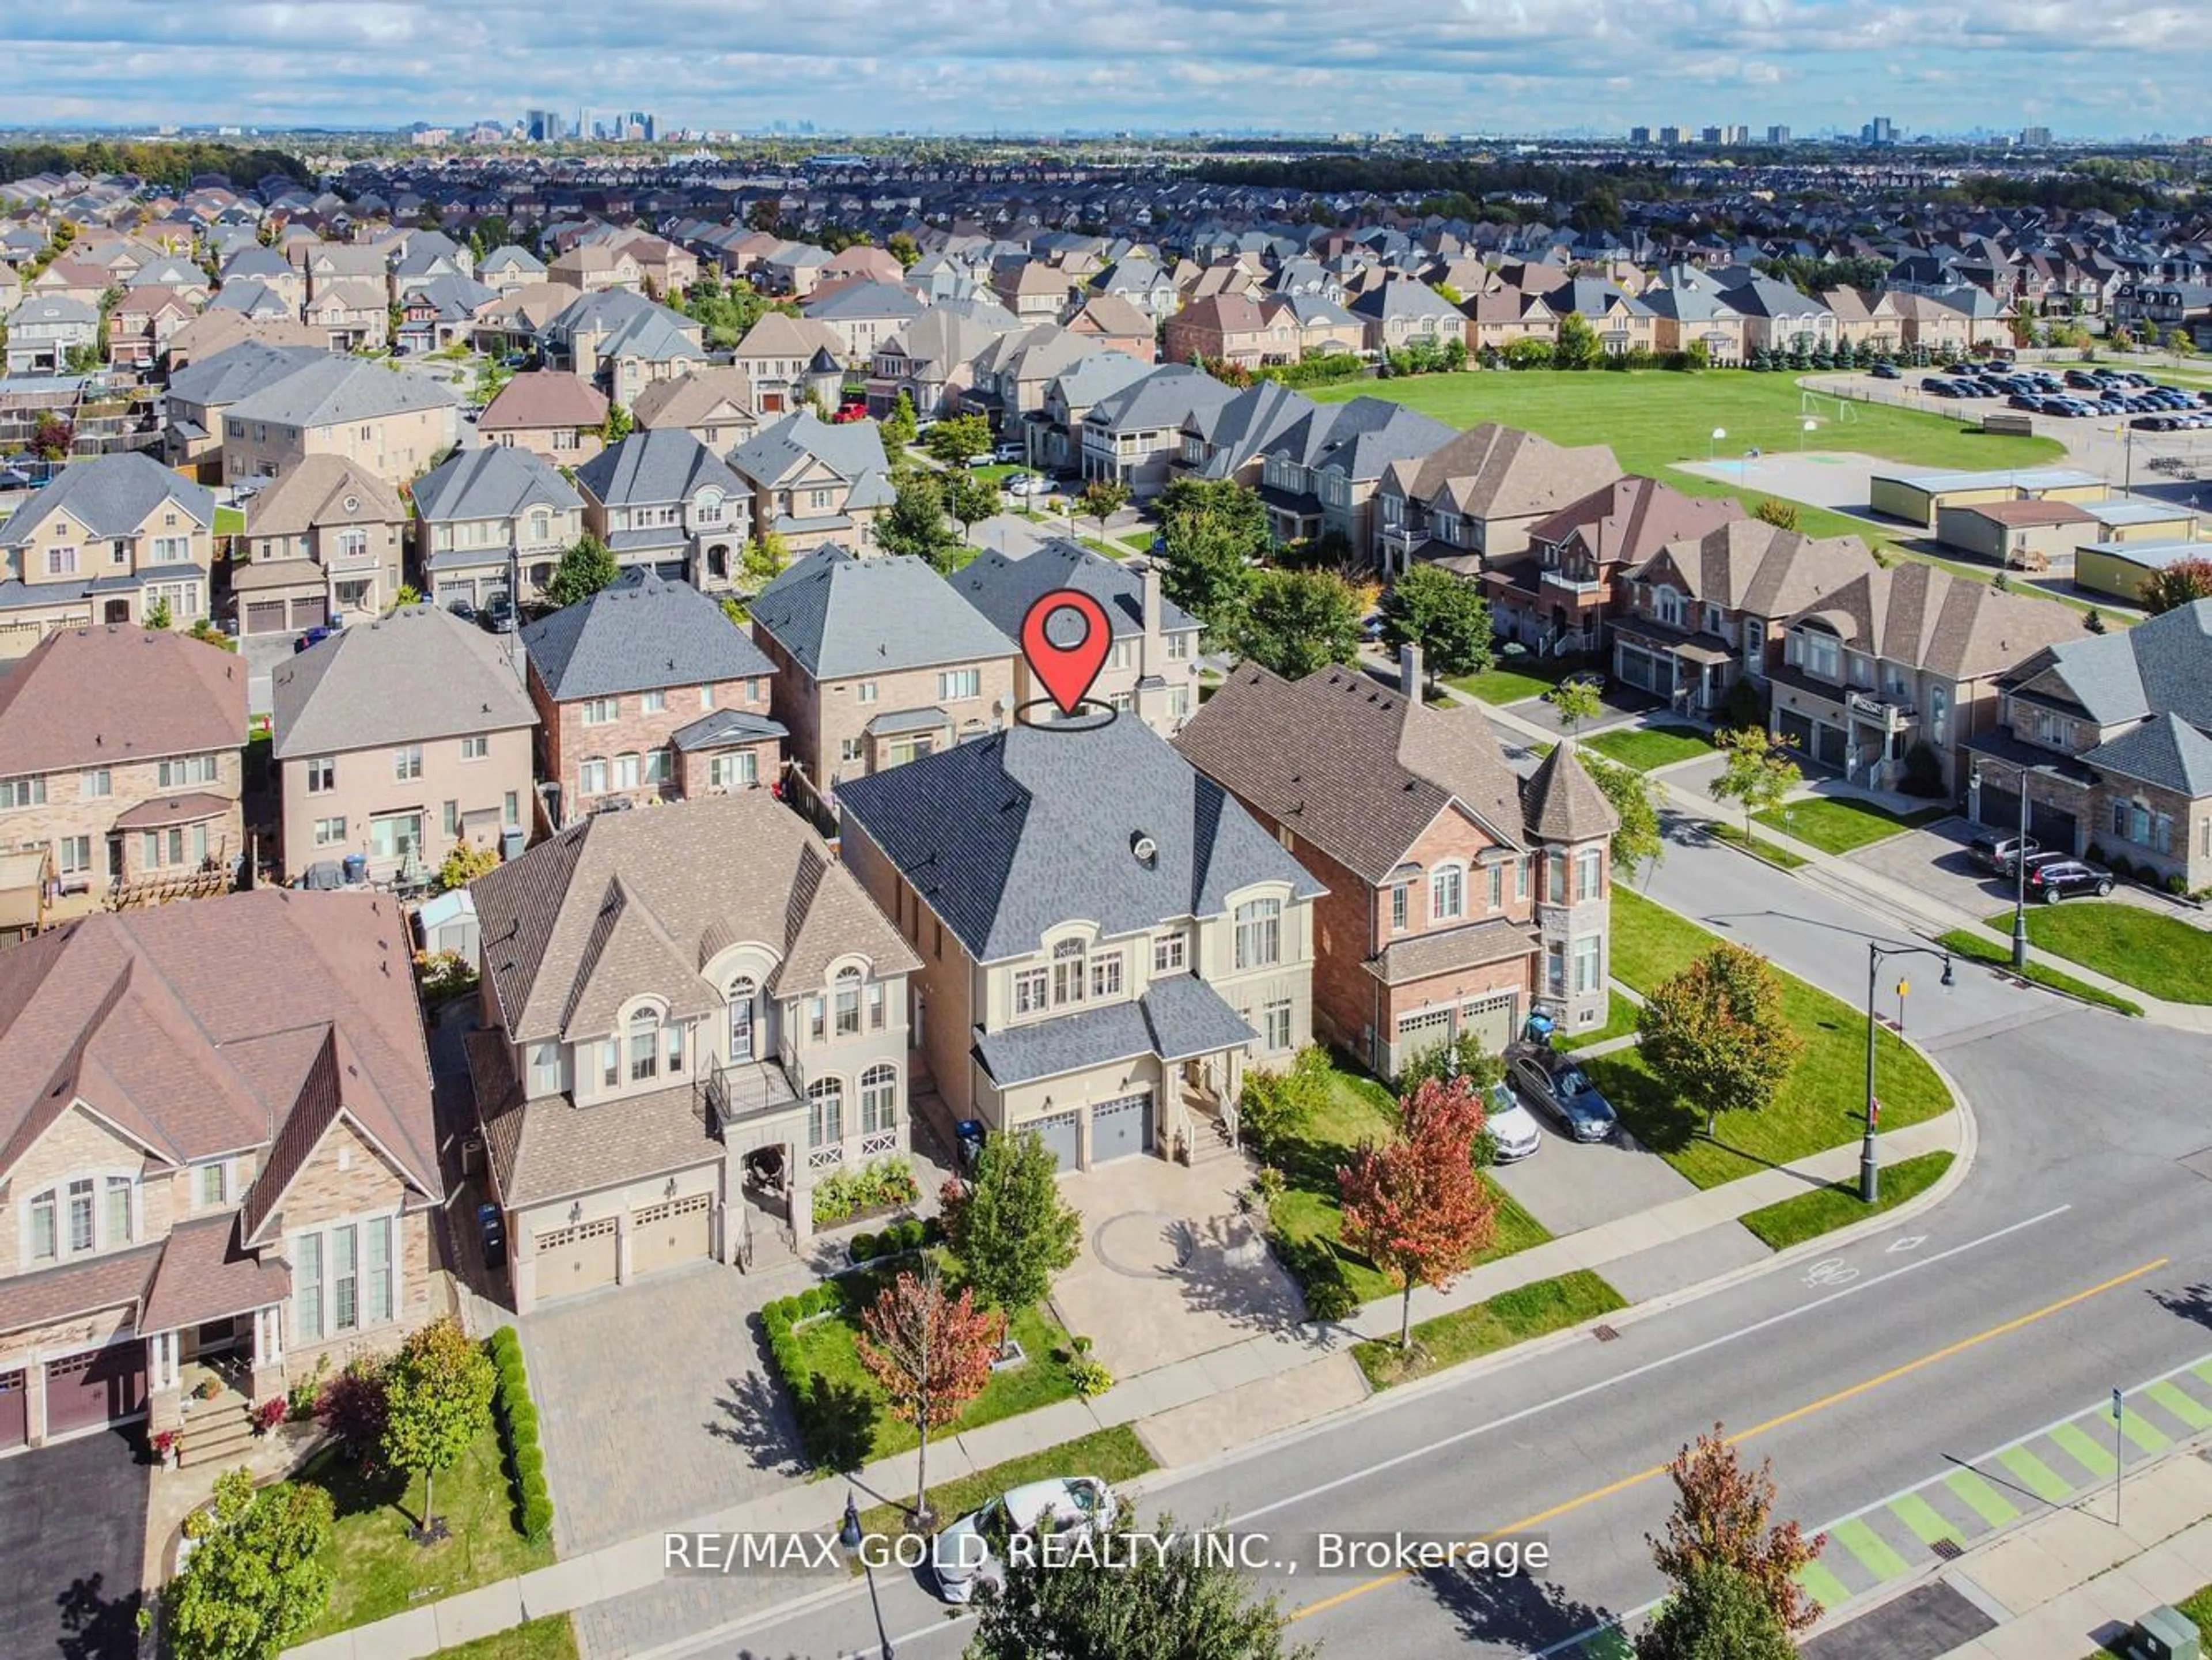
[2128,1605,2202,1660]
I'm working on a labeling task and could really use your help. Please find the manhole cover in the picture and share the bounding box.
[1931,1537,1963,1560]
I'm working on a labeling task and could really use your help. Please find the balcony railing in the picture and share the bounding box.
[696,1058,802,1133]
[1845,689,1915,731]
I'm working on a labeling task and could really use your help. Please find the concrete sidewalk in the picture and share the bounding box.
[285,1105,1967,1660]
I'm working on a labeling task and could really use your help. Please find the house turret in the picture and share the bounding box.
[1520,739,1619,1032]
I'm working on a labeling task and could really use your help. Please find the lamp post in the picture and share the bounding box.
[839,1491,896,1659]
[1863,941,1953,1203]
[1972,759,2037,971]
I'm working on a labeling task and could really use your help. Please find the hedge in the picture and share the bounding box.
[846,1216,933,1263]
[488,1325,554,1546]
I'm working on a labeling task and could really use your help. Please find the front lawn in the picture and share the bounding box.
[432,1617,578,1660]
[1262,1057,1550,1307]
[1584,724,1717,773]
[1752,796,1946,856]
[294,1424,551,1642]
[213,505,246,536]
[1709,823,1812,869]
[855,1424,1156,1538]
[1737,1152,1955,1251]
[1353,1270,1627,1390]
[774,1260,1080,1469]
[1555,989,1640,1052]
[1991,903,2212,1005]
[1937,928,2145,1018]
[1583,890,1954,1188]
[1448,657,1588,705]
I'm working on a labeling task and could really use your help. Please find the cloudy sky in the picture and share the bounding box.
[5,0,2207,137]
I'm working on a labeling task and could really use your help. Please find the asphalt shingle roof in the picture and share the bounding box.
[412,444,581,522]
[573,428,747,508]
[224,356,456,426]
[521,568,774,700]
[271,603,537,758]
[0,451,213,547]
[955,540,1198,645]
[749,548,1017,680]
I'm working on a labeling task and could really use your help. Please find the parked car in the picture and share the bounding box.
[482,596,516,634]
[1004,472,1050,497]
[1505,1046,1619,1143]
[2027,859,2114,903]
[1969,833,2037,875]
[1870,362,1902,380]
[293,624,338,653]
[447,598,477,623]
[932,1476,1120,1604]
[1485,1080,1542,1163]
[990,442,1024,463]
[476,1203,507,1271]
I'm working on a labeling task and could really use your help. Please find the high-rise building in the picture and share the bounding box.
[1700,126,1724,144]
[2020,125,2052,147]
[626,111,656,141]
[1767,124,1791,144]
[1657,124,1686,145]
[1720,123,1750,145]
[1862,116,1896,145]
[524,108,564,142]
[1629,125,1653,144]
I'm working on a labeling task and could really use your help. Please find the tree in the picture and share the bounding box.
[1637,943,1804,1136]
[1647,1425,1825,1635]
[969,1512,1316,1660]
[855,1264,1002,1523]
[1586,756,1664,880]
[379,1315,497,1534]
[1233,568,1362,680]
[1752,497,1800,531]
[544,535,619,608]
[1393,1028,1505,1098]
[187,618,238,653]
[1337,1075,1499,1349]
[948,470,1002,536]
[741,530,789,587]
[1555,312,1602,370]
[940,1128,1081,1315]
[880,390,919,448]
[1378,564,1495,683]
[314,1356,391,1461]
[922,413,991,466]
[145,596,174,630]
[878,473,963,572]
[166,1468,335,1660]
[1157,490,1262,639]
[1635,1560,1799,1660]
[1547,678,1602,735]
[1707,725,1801,843]
[64,340,102,375]
[1157,475,1268,555]
[31,412,71,460]
[2140,554,2212,615]
[600,401,634,443]
[1078,476,1130,541]
[887,232,921,269]
[437,837,499,891]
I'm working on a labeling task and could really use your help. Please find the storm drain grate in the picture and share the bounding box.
[1593,1324,1621,1343]
[1930,1538,1964,1561]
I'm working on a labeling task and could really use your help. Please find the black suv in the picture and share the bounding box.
[2026,860,2113,903]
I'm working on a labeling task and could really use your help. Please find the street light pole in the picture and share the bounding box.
[1863,941,1954,1203]
[2012,770,2031,970]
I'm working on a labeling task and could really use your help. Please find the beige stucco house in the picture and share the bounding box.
[232,455,409,635]
[221,358,460,490]
[0,455,218,653]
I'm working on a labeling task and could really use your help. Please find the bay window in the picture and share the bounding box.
[291,1215,397,1343]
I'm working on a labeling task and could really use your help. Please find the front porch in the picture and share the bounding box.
[1612,622,1741,717]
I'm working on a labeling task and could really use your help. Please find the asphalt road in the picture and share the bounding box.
[682,827,2212,1660]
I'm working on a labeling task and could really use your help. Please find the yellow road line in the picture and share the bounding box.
[1287,1256,2170,1625]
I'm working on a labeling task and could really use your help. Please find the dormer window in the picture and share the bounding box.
[1052,938,1087,1005]
[834,967,863,1037]
[628,1006,662,1082]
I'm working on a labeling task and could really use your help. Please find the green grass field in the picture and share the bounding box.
[1584,889,1953,1187]
[1990,903,2212,1005]
[213,505,245,536]
[1738,1152,1955,1250]
[1937,927,2144,1017]
[1584,725,1717,773]
[1353,1270,1627,1389]
[1448,657,1590,705]
[1709,823,1812,869]
[1752,797,1946,855]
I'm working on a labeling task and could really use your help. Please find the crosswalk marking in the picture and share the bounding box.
[1830,1518,1914,1581]
[1889,1492,1960,1546]
[2119,1408,2172,1454]
[1797,1559,1855,1614]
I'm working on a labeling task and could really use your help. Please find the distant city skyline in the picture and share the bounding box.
[2,0,2207,139]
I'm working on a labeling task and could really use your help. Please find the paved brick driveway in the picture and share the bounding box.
[519,1260,807,1555]
[1490,1126,1699,1238]
[0,1428,147,1660]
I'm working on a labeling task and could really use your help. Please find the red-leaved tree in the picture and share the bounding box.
[1649,1425,1827,1633]
[855,1264,1004,1523]
[2141,555,2212,617]
[1337,1075,1499,1349]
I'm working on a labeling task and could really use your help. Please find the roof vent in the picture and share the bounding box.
[1130,831,1158,868]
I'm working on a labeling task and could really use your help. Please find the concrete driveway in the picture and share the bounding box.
[1840,816,2023,922]
[520,1261,806,1555]
[1048,1155,1305,1379]
[0,1428,147,1660]
[1490,1124,1699,1237]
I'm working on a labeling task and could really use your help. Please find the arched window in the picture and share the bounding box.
[24,1172,135,1266]
[627,1006,661,1082]
[1051,938,1086,1005]
[1430,864,1465,922]
[834,966,863,1037]
[1233,898,1282,969]
[860,1064,897,1133]
[808,1076,844,1147]
[728,975,757,1062]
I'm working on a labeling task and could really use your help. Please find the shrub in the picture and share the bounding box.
[1302,1266,1361,1324]
[810,1156,922,1227]
[1718,676,1766,731]
[2109,854,2135,882]
[2168,874,2189,895]
[286,1353,331,1421]
[521,1495,554,1545]
[850,1230,878,1262]
[487,1325,553,1546]
[1069,1359,1115,1397]
[1900,741,1946,798]
[314,1356,390,1459]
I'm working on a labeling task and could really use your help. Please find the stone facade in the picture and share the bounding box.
[752,633,1019,793]
[0,748,245,896]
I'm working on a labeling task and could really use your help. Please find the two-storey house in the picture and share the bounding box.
[464,795,921,1298]
[221,358,460,490]
[1080,365,1238,498]
[0,453,217,644]
[865,304,1023,421]
[270,604,537,883]
[1023,350,1154,477]
[838,713,1323,1169]
[728,312,847,415]
[230,455,408,635]
[0,889,441,1449]
[541,289,706,403]
[1967,598,2212,893]
[0,624,247,917]
[804,281,927,369]
[1177,646,1618,1077]
[725,411,896,560]
[411,444,585,612]
[749,547,1020,794]
[521,569,785,823]
[5,296,97,375]
[1161,294,1297,370]
[473,370,609,467]
[630,368,763,454]
[1374,422,1622,577]
[572,429,755,593]
[1770,561,2080,796]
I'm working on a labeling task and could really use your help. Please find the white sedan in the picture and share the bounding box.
[1486,1080,1543,1162]
[930,1475,1120,1602]
[1003,472,1052,498]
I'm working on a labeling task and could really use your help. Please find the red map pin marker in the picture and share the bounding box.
[1020,588,1112,718]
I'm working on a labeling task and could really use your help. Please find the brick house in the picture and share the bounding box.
[270,604,536,883]
[0,625,247,917]
[748,547,1019,795]
[1161,294,1296,370]
[521,569,785,823]
[630,368,762,453]
[0,889,441,1450]
[464,795,919,1297]
[1965,598,2212,892]
[1374,422,1622,576]
[1176,647,1619,1077]
[0,453,218,648]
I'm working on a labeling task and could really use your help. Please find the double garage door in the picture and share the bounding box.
[43,1343,146,1438]
[1978,787,2078,857]
[1030,1091,1153,1174]
[533,1216,618,1301]
[533,1194,715,1304]
[1777,710,1849,770]
[242,596,329,636]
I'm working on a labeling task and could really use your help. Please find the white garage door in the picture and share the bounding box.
[534,1216,619,1300]
[1090,1092,1152,1163]
[630,1192,713,1277]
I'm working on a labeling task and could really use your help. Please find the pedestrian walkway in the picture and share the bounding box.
[282,1106,1967,1659]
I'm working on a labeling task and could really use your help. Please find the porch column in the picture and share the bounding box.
[615,1209,634,1285]
[250,1304,286,1404]
[147,1330,184,1435]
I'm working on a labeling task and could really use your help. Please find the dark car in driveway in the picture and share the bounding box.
[1969,834,2037,875]
[2027,859,2114,903]
[1505,1045,1619,1143]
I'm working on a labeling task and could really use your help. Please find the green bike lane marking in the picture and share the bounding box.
[1944,1469,2022,1529]
[2048,1422,2118,1479]
[1828,1518,1914,1583]
[1889,1492,1963,1546]
[1997,1446,2074,1504]
[2146,1381,2212,1433]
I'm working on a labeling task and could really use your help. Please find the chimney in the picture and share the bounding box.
[1399,641,1424,699]
[1138,558,1163,683]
